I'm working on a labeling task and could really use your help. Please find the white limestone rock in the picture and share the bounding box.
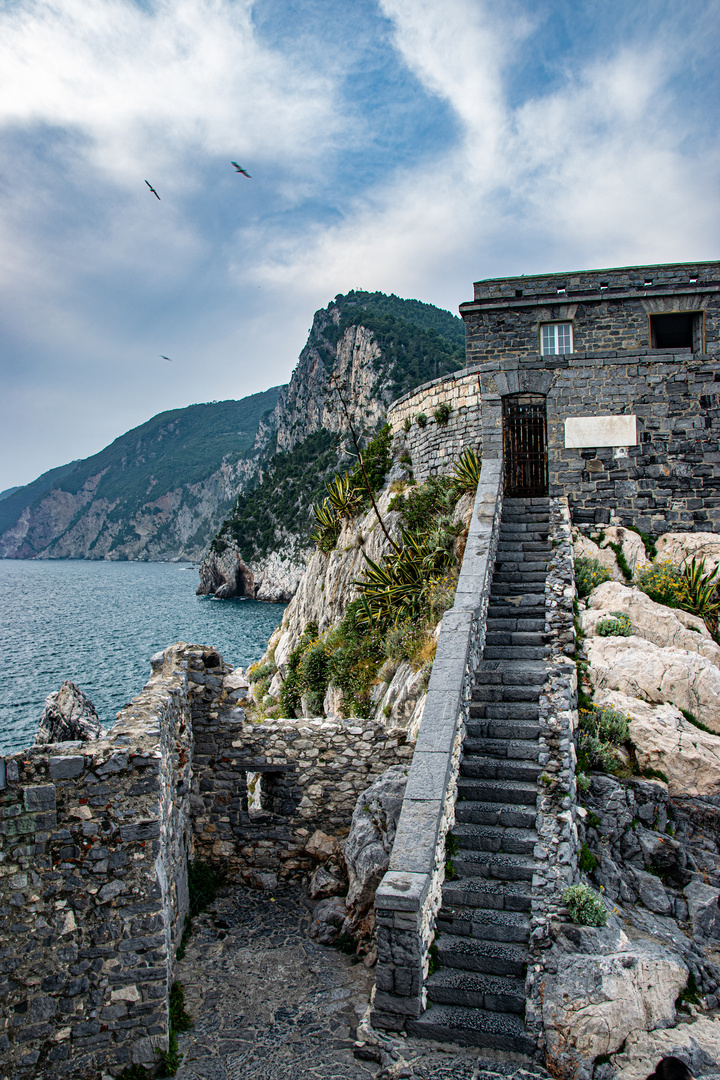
[542,924,687,1080]
[613,1017,720,1080]
[373,661,427,732]
[655,532,720,573]
[583,581,720,664]
[594,689,720,798]
[587,636,720,732]
[36,681,104,743]
[599,526,649,575]
[573,531,624,580]
[343,765,407,927]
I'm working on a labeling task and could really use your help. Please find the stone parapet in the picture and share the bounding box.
[387,368,481,482]
[524,497,580,1054]
[372,458,503,1030]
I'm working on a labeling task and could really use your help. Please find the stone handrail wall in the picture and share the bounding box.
[387,368,482,482]
[524,496,580,1052]
[372,458,503,1030]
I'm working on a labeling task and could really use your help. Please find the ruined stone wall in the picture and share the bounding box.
[386,368,481,482]
[476,351,720,534]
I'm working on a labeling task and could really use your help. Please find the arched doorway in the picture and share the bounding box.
[502,393,548,497]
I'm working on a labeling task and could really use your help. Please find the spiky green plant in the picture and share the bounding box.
[311,497,341,553]
[682,556,720,635]
[452,447,481,495]
[326,472,363,521]
[355,528,454,628]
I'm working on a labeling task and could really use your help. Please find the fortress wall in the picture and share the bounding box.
[475,350,720,535]
[386,368,481,482]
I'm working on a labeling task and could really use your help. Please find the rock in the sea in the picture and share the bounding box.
[587,636,720,732]
[36,681,104,743]
[196,537,255,599]
[343,764,407,928]
[595,689,720,797]
[541,924,687,1080]
[584,581,720,664]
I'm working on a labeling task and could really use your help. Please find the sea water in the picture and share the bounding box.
[0,560,285,755]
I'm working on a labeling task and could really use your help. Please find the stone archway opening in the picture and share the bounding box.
[502,392,548,497]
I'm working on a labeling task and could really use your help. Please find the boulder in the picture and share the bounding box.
[36,681,104,743]
[308,896,347,945]
[306,830,340,861]
[613,1017,720,1080]
[594,689,720,798]
[684,881,720,942]
[308,865,345,900]
[599,526,649,575]
[542,928,688,1080]
[573,531,624,580]
[584,582,720,664]
[343,765,407,927]
[655,532,720,574]
[587,637,720,732]
[196,538,254,599]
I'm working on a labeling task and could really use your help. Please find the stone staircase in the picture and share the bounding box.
[408,496,551,1053]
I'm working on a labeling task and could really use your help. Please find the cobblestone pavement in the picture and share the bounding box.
[173,885,549,1080]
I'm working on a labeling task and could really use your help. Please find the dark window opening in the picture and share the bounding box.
[650,312,703,351]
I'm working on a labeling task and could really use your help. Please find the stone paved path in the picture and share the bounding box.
[172,886,549,1080]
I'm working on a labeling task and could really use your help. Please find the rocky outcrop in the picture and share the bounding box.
[541,923,687,1080]
[583,581,720,663]
[656,532,720,573]
[573,530,625,580]
[196,538,307,601]
[613,1018,720,1080]
[36,681,104,743]
[587,636,720,732]
[595,689,720,797]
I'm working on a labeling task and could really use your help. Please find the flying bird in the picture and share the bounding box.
[160,355,173,362]
[145,180,161,200]
[231,162,251,178]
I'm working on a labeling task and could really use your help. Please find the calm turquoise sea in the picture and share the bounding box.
[0,560,285,755]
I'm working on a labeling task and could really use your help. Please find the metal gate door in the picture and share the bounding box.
[502,393,548,497]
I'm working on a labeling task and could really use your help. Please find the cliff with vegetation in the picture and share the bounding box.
[0,391,280,562]
[197,290,465,598]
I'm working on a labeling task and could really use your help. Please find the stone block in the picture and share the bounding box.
[49,756,85,780]
[23,785,56,812]
[375,871,429,913]
[403,751,451,801]
[388,800,442,876]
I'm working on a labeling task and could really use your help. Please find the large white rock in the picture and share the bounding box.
[543,933,687,1078]
[583,581,720,665]
[587,636,720,732]
[573,531,624,581]
[613,1017,720,1080]
[655,532,720,573]
[594,689,720,797]
[599,526,649,575]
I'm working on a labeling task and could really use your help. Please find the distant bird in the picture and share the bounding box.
[145,180,161,200]
[231,162,251,178]
[160,355,173,362]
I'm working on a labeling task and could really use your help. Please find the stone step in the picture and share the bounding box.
[487,601,546,617]
[499,523,550,535]
[442,877,532,912]
[494,561,549,574]
[407,1003,535,1054]
[457,777,537,806]
[436,935,528,977]
[436,907,531,944]
[474,662,547,685]
[484,617,545,632]
[425,970,526,1015]
[465,719,542,742]
[453,850,537,883]
[454,823,537,856]
[485,631,545,647]
[463,737,540,761]
[454,801,537,829]
[483,646,549,660]
[493,571,548,584]
[460,756,542,783]
[490,583,547,597]
[469,699,540,719]
[471,683,542,701]
[496,541,551,553]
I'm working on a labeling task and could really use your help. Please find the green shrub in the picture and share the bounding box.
[403,416,411,433]
[575,557,612,598]
[596,612,633,637]
[578,706,630,774]
[452,447,481,496]
[682,556,720,635]
[563,883,607,926]
[636,559,687,608]
[579,842,598,873]
[434,402,451,426]
[415,412,428,428]
[606,541,633,581]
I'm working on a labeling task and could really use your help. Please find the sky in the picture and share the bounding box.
[1,0,719,491]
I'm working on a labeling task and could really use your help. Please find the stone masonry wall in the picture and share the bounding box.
[0,643,195,1079]
[387,368,482,482]
[476,351,720,534]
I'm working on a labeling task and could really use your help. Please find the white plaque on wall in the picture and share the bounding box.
[564,415,637,449]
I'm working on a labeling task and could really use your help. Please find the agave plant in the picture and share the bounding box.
[682,556,720,635]
[311,497,341,553]
[326,472,363,521]
[355,528,454,627]
[452,447,481,495]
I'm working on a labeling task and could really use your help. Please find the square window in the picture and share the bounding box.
[650,311,703,351]
[540,322,573,355]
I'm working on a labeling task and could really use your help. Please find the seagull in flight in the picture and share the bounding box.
[231,162,251,178]
[160,355,173,362]
[145,180,161,200]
